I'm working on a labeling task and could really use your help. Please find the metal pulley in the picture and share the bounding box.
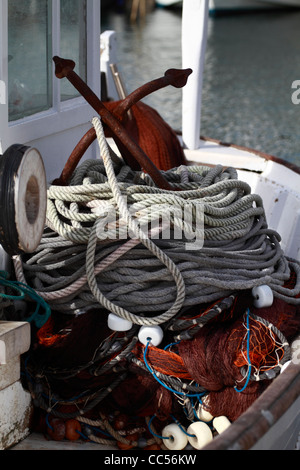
[0,144,47,256]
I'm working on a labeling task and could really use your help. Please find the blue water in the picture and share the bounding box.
[101,7,300,166]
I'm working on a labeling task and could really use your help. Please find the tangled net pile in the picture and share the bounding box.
[10,117,300,450]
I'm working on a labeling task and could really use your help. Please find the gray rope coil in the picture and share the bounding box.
[14,117,300,328]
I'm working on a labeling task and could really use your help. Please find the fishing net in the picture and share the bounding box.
[3,116,299,450]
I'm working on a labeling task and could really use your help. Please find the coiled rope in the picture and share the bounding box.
[13,117,300,328]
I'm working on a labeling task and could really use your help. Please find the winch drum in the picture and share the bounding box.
[0,144,47,256]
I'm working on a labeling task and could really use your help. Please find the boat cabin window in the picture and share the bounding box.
[0,0,100,180]
[60,0,87,102]
[8,0,87,121]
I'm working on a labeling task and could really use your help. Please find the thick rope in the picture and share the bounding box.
[87,117,186,325]
[13,118,300,325]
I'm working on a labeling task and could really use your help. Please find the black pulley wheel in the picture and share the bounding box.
[0,144,47,256]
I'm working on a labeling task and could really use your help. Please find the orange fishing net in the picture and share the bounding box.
[231,315,285,373]
[37,316,68,347]
[133,341,192,380]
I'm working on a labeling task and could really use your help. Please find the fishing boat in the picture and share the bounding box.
[210,0,300,14]
[155,0,182,7]
[0,0,299,452]
[156,0,300,13]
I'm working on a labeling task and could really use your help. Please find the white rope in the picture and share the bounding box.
[86,117,186,326]
[13,117,300,325]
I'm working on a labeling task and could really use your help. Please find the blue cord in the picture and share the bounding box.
[163,341,180,351]
[170,414,195,438]
[190,398,201,421]
[148,415,196,440]
[86,424,112,438]
[235,309,252,393]
[147,415,170,440]
[75,430,89,440]
[143,339,204,399]
[45,413,54,431]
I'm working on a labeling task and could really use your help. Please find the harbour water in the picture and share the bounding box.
[101,7,300,166]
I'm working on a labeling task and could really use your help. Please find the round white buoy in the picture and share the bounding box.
[213,416,231,435]
[252,285,273,308]
[187,421,213,450]
[107,313,133,332]
[162,423,188,450]
[291,336,300,364]
[138,325,164,347]
[0,145,46,255]
[197,402,214,422]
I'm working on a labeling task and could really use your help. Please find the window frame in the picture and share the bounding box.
[0,0,100,157]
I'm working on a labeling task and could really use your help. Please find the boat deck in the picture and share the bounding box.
[10,432,116,451]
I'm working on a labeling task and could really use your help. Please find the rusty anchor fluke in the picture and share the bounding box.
[53,56,192,190]
[113,67,192,119]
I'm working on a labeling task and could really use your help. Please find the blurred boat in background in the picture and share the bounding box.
[210,0,300,14]
[156,0,300,14]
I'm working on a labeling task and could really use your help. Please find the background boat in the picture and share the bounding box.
[211,0,300,14]
[156,0,182,7]
[156,0,300,13]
